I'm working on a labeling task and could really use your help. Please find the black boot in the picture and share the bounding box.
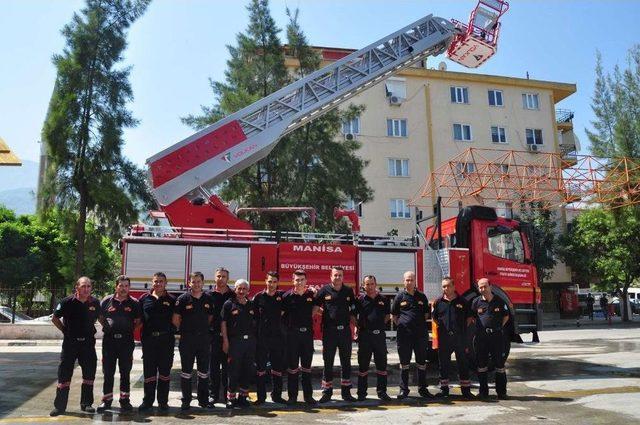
[357,374,368,401]
[96,400,112,413]
[272,375,286,403]
[80,381,94,410]
[256,373,267,404]
[398,369,410,399]
[319,389,332,403]
[53,385,69,414]
[495,372,507,399]
[461,386,474,399]
[376,372,387,398]
[437,386,449,398]
[478,371,489,398]
[142,380,156,409]
[157,379,170,408]
[288,372,299,404]
[302,372,316,405]
[119,399,133,412]
[341,386,356,402]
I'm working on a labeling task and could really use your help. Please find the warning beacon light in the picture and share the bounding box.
[447,0,510,68]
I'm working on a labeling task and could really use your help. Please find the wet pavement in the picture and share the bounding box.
[0,326,639,424]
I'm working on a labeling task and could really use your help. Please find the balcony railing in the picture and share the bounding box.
[556,109,574,123]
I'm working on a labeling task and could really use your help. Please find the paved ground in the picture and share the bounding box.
[1,322,639,424]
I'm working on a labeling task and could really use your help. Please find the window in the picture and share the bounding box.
[388,158,409,177]
[487,226,525,263]
[491,126,507,143]
[496,202,513,219]
[344,199,363,218]
[387,119,408,137]
[342,116,360,135]
[385,78,407,99]
[522,93,539,110]
[488,89,503,106]
[455,162,476,178]
[453,123,472,141]
[390,199,411,219]
[450,86,469,104]
[526,128,543,145]
[498,164,509,175]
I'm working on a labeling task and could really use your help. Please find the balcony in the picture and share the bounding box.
[556,108,574,132]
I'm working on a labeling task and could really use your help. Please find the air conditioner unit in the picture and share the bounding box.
[388,95,403,106]
[528,144,539,153]
[344,133,356,141]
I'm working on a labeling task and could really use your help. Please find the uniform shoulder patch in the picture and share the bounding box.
[324,295,332,301]
[400,301,408,306]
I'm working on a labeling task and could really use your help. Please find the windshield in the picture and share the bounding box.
[487,226,525,263]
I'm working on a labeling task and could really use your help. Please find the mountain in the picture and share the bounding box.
[0,159,39,215]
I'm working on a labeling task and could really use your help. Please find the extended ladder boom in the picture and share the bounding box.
[147,15,457,206]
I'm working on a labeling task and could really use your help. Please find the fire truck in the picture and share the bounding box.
[121,1,538,347]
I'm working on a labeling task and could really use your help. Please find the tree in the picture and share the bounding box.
[559,207,640,321]
[182,1,372,232]
[516,202,557,283]
[587,46,640,159]
[41,0,153,278]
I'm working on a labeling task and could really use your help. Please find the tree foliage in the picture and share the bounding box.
[559,207,640,321]
[0,205,116,316]
[182,0,372,232]
[516,202,557,283]
[41,0,153,277]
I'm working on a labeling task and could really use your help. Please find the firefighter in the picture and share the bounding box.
[138,272,176,412]
[208,267,234,405]
[471,278,510,399]
[282,270,317,405]
[314,266,357,403]
[253,271,287,404]
[391,270,432,399]
[97,275,141,412]
[173,271,214,411]
[221,279,257,409]
[50,277,101,417]
[432,277,473,399]
[355,275,391,401]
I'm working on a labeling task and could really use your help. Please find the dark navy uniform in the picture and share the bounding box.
[471,295,510,397]
[391,289,430,395]
[208,287,234,403]
[175,292,214,406]
[314,284,356,398]
[282,289,315,402]
[253,289,286,402]
[139,291,175,407]
[100,295,140,405]
[355,293,390,399]
[432,294,471,395]
[221,297,257,402]
[53,295,101,412]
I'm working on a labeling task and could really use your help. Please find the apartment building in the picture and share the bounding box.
[286,47,578,306]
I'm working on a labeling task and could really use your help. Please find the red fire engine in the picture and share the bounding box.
[121,1,537,350]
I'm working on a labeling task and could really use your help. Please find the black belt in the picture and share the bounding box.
[107,333,132,339]
[364,329,384,335]
[68,336,92,342]
[327,325,348,331]
[147,331,170,337]
[231,334,251,340]
[484,328,501,334]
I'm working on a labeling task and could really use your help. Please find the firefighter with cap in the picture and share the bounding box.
[221,278,257,409]
[314,266,357,403]
[50,276,101,417]
[97,275,141,413]
[432,277,473,399]
[253,271,287,404]
[138,272,176,412]
[282,270,317,405]
[471,277,510,399]
[173,271,215,410]
[208,267,234,405]
[355,275,391,401]
[391,270,432,399]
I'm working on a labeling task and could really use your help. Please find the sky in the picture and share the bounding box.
[1,0,640,167]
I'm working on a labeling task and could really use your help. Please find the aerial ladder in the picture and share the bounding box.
[146,1,509,229]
